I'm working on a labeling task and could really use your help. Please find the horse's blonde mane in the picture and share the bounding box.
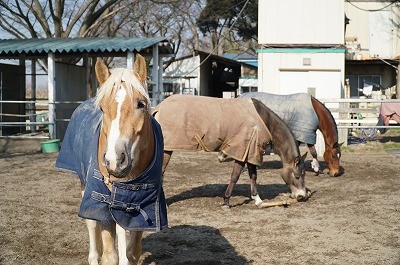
[95,68,150,109]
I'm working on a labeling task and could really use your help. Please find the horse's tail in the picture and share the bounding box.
[377,115,388,134]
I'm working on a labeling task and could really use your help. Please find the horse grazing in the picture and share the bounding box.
[153,94,307,207]
[56,54,167,265]
[239,92,342,177]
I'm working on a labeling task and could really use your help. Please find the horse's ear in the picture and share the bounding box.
[332,142,344,148]
[294,152,308,166]
[133,54,147,85]
[95,58,111,85]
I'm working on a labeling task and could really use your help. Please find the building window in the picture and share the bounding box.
[241,86,258,94]
[346,75,381,97]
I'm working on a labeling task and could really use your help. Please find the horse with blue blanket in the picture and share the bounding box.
[56,54,167,265]
[238,92,342,177]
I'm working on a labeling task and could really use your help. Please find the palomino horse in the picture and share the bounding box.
[56,54,167,265]
[153,94,308,207]
[239,92,342,177]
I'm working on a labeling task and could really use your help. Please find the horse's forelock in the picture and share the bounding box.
[95,68,150,109]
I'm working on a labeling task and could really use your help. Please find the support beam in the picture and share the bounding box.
[158,54,163,101]
[47,52,56,139]
[151,45,159,107]
[30,59,37,132]
[127,51,134,70]
[83,54,92,98]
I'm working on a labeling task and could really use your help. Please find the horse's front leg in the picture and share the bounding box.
[223,160,245,207]
[99,222,118,265]
[307,144,320,175]
[86,219,102,265]
[82,183,102,265]
[116,225,143,265]
[247,163,262,206]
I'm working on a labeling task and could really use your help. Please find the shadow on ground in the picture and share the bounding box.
[142,225,251,265]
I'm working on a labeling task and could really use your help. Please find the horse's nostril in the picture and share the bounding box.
[102,153,108,167]
[120,152,125,165]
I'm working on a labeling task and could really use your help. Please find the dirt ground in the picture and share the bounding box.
[0,135,399,265]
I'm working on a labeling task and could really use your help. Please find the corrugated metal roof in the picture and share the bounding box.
[0,37,174,58]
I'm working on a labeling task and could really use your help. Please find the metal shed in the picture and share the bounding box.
[0,37,174,140]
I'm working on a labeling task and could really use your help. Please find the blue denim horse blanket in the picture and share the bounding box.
[240,92,319,145]
[56,98,167,232]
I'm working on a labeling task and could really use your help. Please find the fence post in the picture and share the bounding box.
[397,63,400,98]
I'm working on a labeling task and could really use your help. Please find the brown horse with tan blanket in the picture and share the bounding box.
[153,94,307,207]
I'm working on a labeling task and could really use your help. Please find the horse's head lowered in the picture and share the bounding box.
[324,142,342,177]
[95,54,154,181]
[281,153,308,200]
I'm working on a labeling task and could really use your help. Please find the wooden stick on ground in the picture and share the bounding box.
[257,198,299,208]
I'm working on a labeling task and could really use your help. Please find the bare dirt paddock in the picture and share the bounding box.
[1,139,399,265]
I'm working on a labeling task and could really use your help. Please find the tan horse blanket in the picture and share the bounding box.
[153,94,272,166]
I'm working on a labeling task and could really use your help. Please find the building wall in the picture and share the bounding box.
[259,0,344,45]
[163,55,201,95]
[345,1,400,59]
[0,63,26,135]
[258,49,345,99]
[258,0,345,99]
[258,0,346,147]
[55,62,86,140]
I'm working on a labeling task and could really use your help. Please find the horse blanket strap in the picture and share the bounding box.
[153,94,272,166]
[240,92,319,145]
[56,98,168,232]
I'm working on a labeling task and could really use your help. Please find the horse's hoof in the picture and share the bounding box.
[221,204,231,211]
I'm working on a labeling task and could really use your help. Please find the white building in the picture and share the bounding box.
[257,0,345,101]
[345,1,400,98]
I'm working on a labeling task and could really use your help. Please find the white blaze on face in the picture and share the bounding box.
[105,87,127,170]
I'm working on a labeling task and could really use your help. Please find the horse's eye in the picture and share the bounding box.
[137,100,146,109]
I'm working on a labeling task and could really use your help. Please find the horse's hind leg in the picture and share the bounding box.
[223,160,245,207]
[247,163,263,206]
[162,151,173,177]
[126,231,144,265]
[307,144,320,174]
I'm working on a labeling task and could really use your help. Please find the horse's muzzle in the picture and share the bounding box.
[102,151,132,178]
[292,188,307,200]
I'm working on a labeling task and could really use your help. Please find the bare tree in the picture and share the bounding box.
[115,0,206,61]
[0,0,124,39]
